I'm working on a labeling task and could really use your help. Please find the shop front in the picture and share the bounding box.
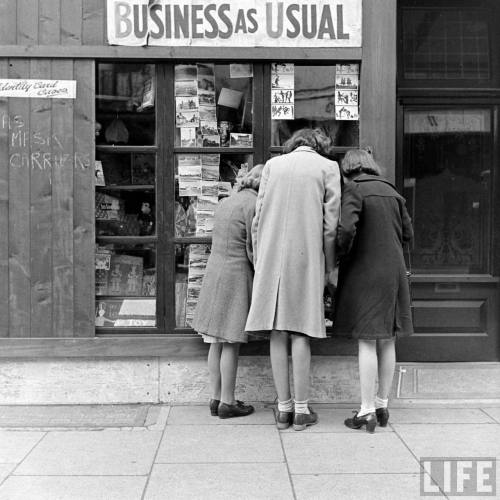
[0,0,498,404]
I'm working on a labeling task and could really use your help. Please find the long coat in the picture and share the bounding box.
[333,174,414,339]
[245,146,341,338]
[192,188,257,342]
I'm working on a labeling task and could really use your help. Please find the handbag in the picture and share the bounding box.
[405,244,413,309]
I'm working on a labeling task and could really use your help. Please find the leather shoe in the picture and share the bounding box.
[376,407,389,427]
[276,410,293,430]
[209,399,220,416]
[218,400,254,419]
[344,410,377,433]
[293,407,318,431]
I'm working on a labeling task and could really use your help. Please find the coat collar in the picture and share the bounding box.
[351,173,397,190]
[292,145,317,153]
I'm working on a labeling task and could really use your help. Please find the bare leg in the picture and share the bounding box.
[220,343,241,404]
[291,334,311,402]
[207,343,222,400]
[376,338,396,399]
[270,330,291,402]
[358,340,377,412]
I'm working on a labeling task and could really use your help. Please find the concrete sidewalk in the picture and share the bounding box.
[0,404,499,499]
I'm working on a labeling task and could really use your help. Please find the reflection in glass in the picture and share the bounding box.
[403,108,492,273]
[174,64,253,148]
[96,63,155,146]
[271,65,359,147]
[401,7,490,80]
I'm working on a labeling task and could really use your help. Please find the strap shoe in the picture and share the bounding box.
[344,410,377,433]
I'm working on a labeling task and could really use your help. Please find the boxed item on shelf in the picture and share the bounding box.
[108,254,144,296]
[142,268,156,296]
[95,192,124,221]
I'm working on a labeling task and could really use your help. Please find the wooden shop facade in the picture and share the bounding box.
[0,0,499,363]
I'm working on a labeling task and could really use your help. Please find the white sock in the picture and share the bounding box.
[357,405,375,417]
[375,396,388,409]
[277,398,293,412]
[294,400,310,414]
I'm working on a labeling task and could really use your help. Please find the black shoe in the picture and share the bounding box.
[209,399,220,416]
[218,400,255,419]
[376,407,389,427]
[344,410,377,433]
[276,410,294,430]
[293,407,318,431]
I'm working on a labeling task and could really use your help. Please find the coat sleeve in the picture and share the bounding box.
[245,201,256,267]
[251,162,271,266]
[323,161,342,273]
[336,182,363,258]
[400,199,414,245]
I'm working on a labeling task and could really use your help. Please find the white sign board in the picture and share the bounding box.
[0,79,77,99]
[107,0,362,47]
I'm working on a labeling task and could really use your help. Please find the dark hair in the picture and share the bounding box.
[341,149,382,177]
[282,128,333,156]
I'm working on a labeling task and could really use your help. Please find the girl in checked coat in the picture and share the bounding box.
[245,128,341,431]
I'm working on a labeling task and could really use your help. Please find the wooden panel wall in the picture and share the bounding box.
[0,0,105,48]
[360,0,397,182]
[0,58,95,338]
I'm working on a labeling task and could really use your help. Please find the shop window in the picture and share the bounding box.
[403,107,492,273]
[95,63,158,329]
[94,61,358,333]
[400,2,493,82]
[271,64,359,148]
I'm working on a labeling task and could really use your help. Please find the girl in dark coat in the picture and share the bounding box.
[333,149,414,432]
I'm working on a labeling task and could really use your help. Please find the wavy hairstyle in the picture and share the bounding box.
[341,149,382,178]
[238,163,265,191]
[282,128,333,156]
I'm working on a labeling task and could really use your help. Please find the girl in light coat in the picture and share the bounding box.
[246,129,341,430]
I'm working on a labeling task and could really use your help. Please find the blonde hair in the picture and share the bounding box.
[238,164,265,191]
[341,149,382,178]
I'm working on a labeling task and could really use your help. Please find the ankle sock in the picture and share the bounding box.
[375,396,388,409]
[277,398,293,412]
[294,400,310,414]
[357,405,375,417]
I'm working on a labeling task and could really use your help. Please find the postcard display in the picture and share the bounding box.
[174,64,252,327]
[334,64,360,121]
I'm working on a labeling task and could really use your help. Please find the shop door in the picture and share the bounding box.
[396,105,500,361]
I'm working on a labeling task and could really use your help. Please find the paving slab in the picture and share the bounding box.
[14,430,162,475]
[278,409,392,433]
[392,423,500,457]
[0,431,45,463]
[0,463,16,483]
[393,424,500,499]
[144,463,293,500]
[292,473,446,500]
[167,405,275,425]
[0,476,147,500]
[481,407,500,423]
[0,404,151,428]
[282,432,420,474]
[156,425,283,463]
[387,408,496,424]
